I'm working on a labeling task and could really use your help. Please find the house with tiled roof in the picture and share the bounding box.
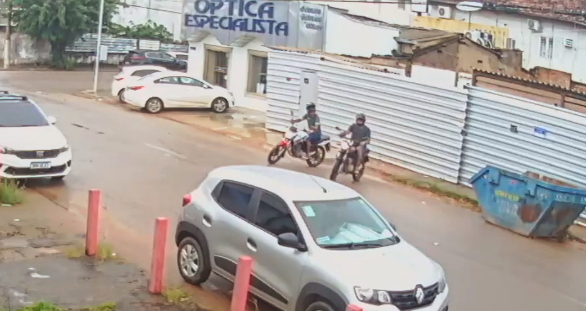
[412,0,586,83]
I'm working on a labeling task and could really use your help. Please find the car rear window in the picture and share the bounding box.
[131,69,160,77]
[0,101,49,127]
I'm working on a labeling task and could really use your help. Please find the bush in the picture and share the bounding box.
[0,179,25,205]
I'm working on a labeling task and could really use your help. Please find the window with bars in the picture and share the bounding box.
[539,36,554,59]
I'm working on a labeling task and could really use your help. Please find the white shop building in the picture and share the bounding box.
[182,0,405,112]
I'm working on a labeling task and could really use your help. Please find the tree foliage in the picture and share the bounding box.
[10,0,119,68]
[107,21,173,42]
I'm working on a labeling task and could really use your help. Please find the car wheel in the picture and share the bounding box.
[211,97,229,113]
[117,89,125,103]
[177,236,211,285]
[145,98,164,114]
[305,301,335,311]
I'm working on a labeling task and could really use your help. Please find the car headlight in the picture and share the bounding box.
[0,146,15,154]
[58,145,70,153]
[354,287,392,305]
[438,269,447,294]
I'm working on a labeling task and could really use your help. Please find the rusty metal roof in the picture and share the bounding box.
[473,68,586,96]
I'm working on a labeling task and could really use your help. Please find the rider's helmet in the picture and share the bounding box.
[356,113,366,123]
[306,103,316,112]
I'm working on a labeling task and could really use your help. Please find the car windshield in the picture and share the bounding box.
[294,198,399,249]
[0,102,49,127]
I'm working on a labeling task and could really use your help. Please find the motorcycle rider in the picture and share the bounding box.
[292,103,321,159]
[339,113,371,173]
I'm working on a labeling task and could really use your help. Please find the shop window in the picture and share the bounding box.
[204,48,229,88]
[247,53,268,95]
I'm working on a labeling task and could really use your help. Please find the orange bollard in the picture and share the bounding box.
[149,217,170,294]
[230,256,254,311]
[85,189,103,256]
[346,305,363,311]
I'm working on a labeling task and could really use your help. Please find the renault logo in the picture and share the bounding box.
[36,151,44,157]
[414,285,425,304]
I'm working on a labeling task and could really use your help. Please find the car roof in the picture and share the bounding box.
[208,166,360,202]
[121,65,168,72]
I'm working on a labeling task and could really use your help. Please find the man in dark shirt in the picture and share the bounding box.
[340,113,370,173]
[292,103,321,159]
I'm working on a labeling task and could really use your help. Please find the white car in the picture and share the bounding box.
[124,72,235,114]
[111,65,169,102]
[0,95,72,180]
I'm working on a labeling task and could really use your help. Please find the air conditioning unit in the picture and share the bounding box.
[528,19,542,32]
[437,6,453,19]
[564,38,574,48]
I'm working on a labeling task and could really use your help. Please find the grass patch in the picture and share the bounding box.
[80,302,117,311]
[65,243,118,261]
[163,287,190,304]
[0,179,25,205]
[0,301,118,311]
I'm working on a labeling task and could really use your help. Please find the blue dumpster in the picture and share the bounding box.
[470,166,586,239]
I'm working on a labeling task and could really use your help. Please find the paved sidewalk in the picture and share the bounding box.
[0,190,209,311]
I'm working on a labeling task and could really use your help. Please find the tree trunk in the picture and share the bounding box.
[50,41,67,68]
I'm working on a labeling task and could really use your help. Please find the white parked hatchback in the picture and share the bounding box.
[123,72,235,114]
[0,95,72,180]
[175,166,449,311]
[111,65,168,102]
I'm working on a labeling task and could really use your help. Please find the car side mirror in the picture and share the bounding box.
[203,84,211,89]
[47,116,57,125]
[389,223,397,231]
[278,232,307,252]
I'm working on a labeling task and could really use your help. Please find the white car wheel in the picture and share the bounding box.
[145,98,164,114]
[211,98,229,113]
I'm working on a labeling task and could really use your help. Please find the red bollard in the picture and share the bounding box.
[346,305,363,311]
[149,217,170,294]
[85,189,103,256]
[230,256,254,311]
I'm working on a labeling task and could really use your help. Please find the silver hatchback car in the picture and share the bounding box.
[175,166,449,311]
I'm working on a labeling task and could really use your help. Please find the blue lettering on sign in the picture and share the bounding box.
[186,0,289,36]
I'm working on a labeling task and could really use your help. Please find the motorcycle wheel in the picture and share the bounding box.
[306,146,326,168]
[352,162,366,182]
[330,158,343,181]
[268,145,286,165]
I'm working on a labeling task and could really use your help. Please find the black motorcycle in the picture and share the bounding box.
[329,127,370,182]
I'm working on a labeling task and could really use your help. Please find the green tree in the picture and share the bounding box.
[10,0,119,68]
[107,21,173,42]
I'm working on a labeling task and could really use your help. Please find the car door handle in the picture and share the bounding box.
[246,238,257,252]
[202,214,212,227]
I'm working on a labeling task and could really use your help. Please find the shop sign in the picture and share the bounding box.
[185,0,289,36]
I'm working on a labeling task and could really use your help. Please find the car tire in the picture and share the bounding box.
[117,89,125,103]
[211,97,229,113]
[177,236,211,286]
[145,97,164,114]
[305,301,336,311]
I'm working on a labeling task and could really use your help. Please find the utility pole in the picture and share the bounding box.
[4,1,12,69]
[92,0,105,94]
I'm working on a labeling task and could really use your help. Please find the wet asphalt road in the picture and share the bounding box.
[1,71,586,311]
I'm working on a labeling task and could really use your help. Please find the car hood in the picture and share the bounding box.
[0,126,67,150]
[316,241,441,290]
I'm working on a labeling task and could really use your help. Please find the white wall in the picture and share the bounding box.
[324,10,400,57]
[113,0,183,41]
[427,6,586,82]
[315,0,412,26]
[188,36,269,112]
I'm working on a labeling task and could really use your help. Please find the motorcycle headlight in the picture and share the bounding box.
[0,146,15,154]
[354,287,392,305]
[438,269,447,294]
[58,145,70,153]
[340,141,349,150]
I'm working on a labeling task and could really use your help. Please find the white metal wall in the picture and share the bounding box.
[265,51,321,132]
[460,87,586,188]
[316,61,468,183]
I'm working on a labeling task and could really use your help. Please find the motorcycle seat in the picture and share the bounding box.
[319,135,330,142]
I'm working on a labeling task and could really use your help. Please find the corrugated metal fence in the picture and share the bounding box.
[317,61,467,184]
[266,50,586,223]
